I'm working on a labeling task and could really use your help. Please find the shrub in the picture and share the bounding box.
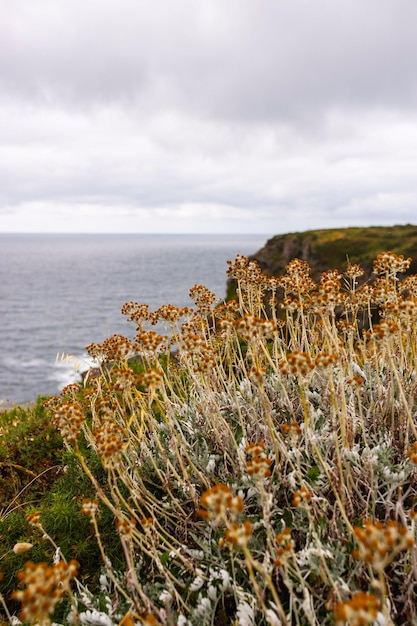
[2,251,417,625]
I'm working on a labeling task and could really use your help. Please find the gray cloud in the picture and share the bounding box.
[1,0,417,233]
[2,1,417,121]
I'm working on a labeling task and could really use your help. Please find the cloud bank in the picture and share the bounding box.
[1,0,417,233]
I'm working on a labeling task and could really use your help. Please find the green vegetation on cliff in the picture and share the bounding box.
[251,223,417,278]
[226,223,417,301]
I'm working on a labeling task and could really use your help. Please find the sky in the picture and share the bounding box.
[1,0,417,235]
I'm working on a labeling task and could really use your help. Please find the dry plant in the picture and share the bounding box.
[4,251,417,625]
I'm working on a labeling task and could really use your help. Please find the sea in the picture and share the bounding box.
[0,233,268,407]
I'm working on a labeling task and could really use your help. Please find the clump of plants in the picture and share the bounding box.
[2,251,417,625]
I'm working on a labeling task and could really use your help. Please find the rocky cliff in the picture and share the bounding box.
[226,224,417,299]
[250,224,417,280]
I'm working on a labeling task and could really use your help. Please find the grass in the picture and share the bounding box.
[1,250,417,625]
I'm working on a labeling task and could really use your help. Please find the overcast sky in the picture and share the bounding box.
[1,0,417,235]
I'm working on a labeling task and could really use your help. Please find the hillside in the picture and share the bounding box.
[249,224,417,280]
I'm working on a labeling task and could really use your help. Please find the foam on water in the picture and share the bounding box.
[49,353,97,389]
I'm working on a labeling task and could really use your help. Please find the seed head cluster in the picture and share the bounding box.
[352,519,414,571]
[245,441,273,478]
[53,400,85,444]
[12,560,78,623]
[198,485,244,524]
[333,591,381,626]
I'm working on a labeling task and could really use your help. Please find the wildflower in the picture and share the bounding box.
[193,346,216,373]
[407,442,417,464]
[292,486,313,508]
[274,528,294,567]
[121,301,151,325]
[345,263,365,280]
[155,303,190,323]
[139,517,155,531]
[12,560,78,623]
[53,400,85,444]
[246,455,273,477]
[401,274,417,297]
[110,368,141,391]
[314,351,339,368]
[334,591,381,626]
[373,251,412,278]
[80,498,99,518]
[279,351,314,376]
[352,519,414,571]
[26,511,41,526]
[198,484,244,523]
[138,368,164,390]
[189,284,217,313]
[227,254,263,286]
[279,258,316,296]
[281,421,302,440]
[346,375,365,386]
[221,521,253,548]
[85,342,108,361]
[245,441,273,478]
[234,314,274,340]
[248,366,266,384]
[93,420,125,468]
[312,269,347,311]
[102,334,133,361]
[364,321,399,341]
[60,382,81,397]
[133,330,168,354]
[117,518,137,537]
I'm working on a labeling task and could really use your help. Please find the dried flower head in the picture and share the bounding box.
[279,259,316,296]
[12,560,78,623]
[26,511,41,526]
[274,528,295,567]
[373,251,412,278]
[281,421,302,439]
[53,400,85,444]
[352,519,414,571]
[117,517,137,537]
[121,301,151,325]
[13,543,33,555]
[138,368,164,391]
[80,498,99,518]
[94,419,125,467]
[221,521,253,548]
[279,351,314,376]
[133,330,168,354]
[345,263,365,280]
[189,284,217,313]
[198,484,244,523]
[334,591,381,626]
[407,442,417,464]
[292,486,313,508]
[245,442,273,478]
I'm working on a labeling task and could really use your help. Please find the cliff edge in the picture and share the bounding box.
[250,224,417,280]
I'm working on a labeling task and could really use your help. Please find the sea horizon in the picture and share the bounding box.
[0,232,269,406]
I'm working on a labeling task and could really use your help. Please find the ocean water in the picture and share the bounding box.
[0,233,268,406]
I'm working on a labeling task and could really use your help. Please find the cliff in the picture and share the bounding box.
[250,223,417,280]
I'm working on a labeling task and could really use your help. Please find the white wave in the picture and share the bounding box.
[48,353,96,391]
